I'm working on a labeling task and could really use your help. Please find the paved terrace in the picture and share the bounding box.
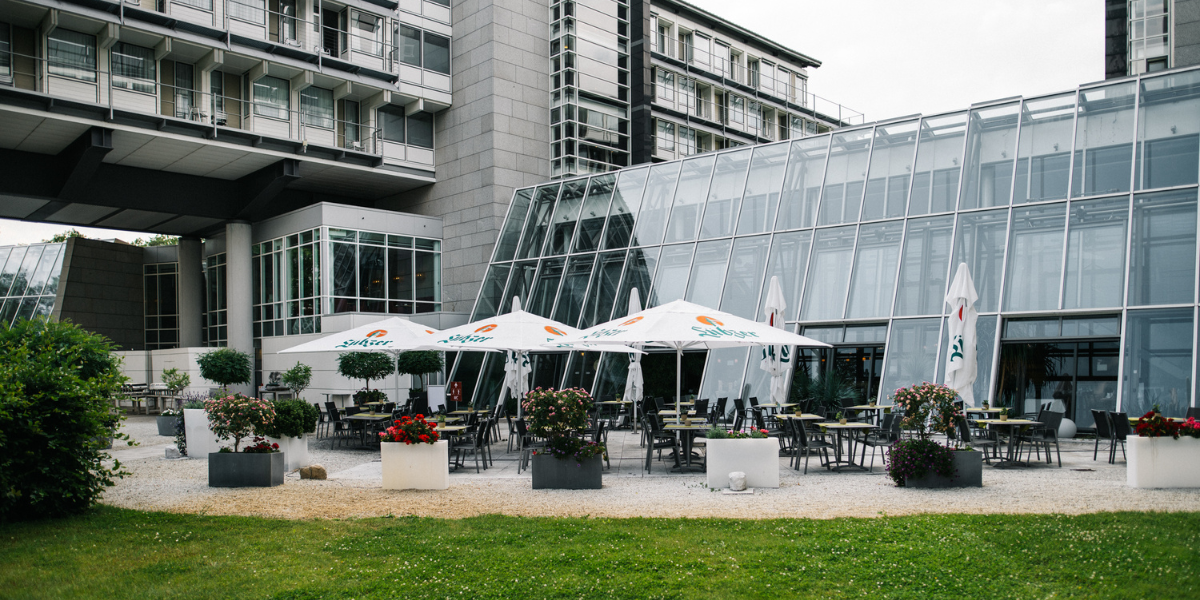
[103,416,1200,520]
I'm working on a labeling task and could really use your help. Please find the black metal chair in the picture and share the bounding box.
[1020,410,1063,467]
[590,420,610,468]
[732,398,747,431]
[954,414,999,463]
[1107,412,1129,464]
[712,397,728,427]
[453,425,490,473]
[1091,409,1114,461]
[1187,407,1200,420]
[858,412,900,471]
[692,398,709,420]
[793,421,835,474]
[643,414,680,473]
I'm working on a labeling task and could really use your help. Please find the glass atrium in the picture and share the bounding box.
[454,66,1200,428]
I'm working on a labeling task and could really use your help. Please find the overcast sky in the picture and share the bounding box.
[0,1,1104,246]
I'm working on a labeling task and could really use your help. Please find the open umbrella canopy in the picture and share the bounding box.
[278,317,440,354]
[427,298,641,354]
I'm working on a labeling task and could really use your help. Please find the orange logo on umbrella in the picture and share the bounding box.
[366,330,387,338]
[620,316,643,326]
[425,330,434,334]
[475,324,498,333]
[696,316,723,327]
[545,326,566,336]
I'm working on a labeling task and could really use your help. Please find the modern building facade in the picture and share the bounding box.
[460,65,1200,431]
[1106,0,1200,78]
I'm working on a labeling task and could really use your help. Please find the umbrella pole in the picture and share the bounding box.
[676,347,682,422]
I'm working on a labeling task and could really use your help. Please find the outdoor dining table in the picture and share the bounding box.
[450,409,488,415]
[344,412,394,445]
[664,423,710,473]
[816,422,877,472]
[845,404,889,425]
[976,419,1042,468]
[776,413,826,421]
[435,425,468,433]
[754,402,797,415]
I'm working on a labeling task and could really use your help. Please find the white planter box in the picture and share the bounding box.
[381,440,449,490]
[268,435,310,471]
[1128,437,1200,488]
[705,438,779,489]
[184,408,222,457]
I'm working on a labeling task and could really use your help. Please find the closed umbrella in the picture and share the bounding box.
[944,262,979,407]
[759,276,791,407]
[623,289,645,428]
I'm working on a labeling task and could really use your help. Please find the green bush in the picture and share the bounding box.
[337,352,395,390]
[0,318,130,521]
[280,362,312,396]
[262,399,319,438]
[197,348,252,390]
[394,351,443,390]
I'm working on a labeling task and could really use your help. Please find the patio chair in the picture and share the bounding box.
[590,421,610,468]
[692,398,709,420]
[642,414,681,473]
[955,415,998,464]
[1020,410,1063,467]
[793,420,835,474]
[514,419,544,473]
[653,397,667,413]
[313,403,329,439]
[1187,407,1200,420]
[732,398,747,430]
[1091,409,1114,461]
[858,412,901,471]
[1107,412,1129,464]
[840,397,865,422]
[381,402,395,414]
[712,397,728,427]
[752,411,781,439]
[453,425,491,473]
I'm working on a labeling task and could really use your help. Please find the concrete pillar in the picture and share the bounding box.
[177,237,204,348]
[224,222,254,396]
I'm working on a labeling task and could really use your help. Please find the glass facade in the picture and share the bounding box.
[458,66,1200,422]
[0,242,64,326]
[144,262,179,350]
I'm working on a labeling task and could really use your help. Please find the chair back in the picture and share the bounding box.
[515,418,529,438]
[731,413,744,433]
[324,402,342,421]
[313,403,326,422]
[1039,411,1064,437]
[1092,409,1112,439]
[693,398,709,416]
[796,421,812,448]
[753,410,768,432]
[1187,407,1200,420]
[344,406,362,416]
[715,397,728,419]
[654,397,666,412]
[748,396,759,408]
[733,398,745,413]
[956,415,974,444]
[1109,412,1130,440]
[382,402,395,413]
[879,412,895,432]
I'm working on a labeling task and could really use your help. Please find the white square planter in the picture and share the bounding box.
[1128,437,1200,488]
[381,440,449,490]
[705,438,779,489]
[184,408,222,457]
[268,435,310,471]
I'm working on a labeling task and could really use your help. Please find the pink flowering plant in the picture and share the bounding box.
[890,382,961,440]
[204,394,276,452]
[1181,417,1200,439]
[522,387,593,438]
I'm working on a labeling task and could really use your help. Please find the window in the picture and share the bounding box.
[111,42,155,94]
[407,112,434,148]
[175,0,213,11]
[679,126,696,156]
[427,0,449,6]
[729,95,744,125]
[657,120,674,152]
[229,0,266,24]
[656,69,673,102]
[656,20,670,55]
[47,29,96,83]
[343,99,360,143]
[300,86,334,129]
[351,10,382,56]
[252,76,289,120]
[397,25,421,66]
[279,0,298,42]
[423,32,450,74]
[748,58,760,88]
[729,48,741,81]
[678,31,693,63]
[0,22,12,84]
[173,62,195,119]
[211,71,225,116]
[379,105,405,143]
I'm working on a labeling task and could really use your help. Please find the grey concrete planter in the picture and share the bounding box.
[531,453,602,490]
[208,452,285,487]
[906,450,983,488]
[156,415,179,436]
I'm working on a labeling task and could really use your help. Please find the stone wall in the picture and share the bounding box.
[1177,0,1200,69]
[53,238,145,350]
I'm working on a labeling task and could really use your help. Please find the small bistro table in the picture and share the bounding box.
[663,423,710,472]
[845,404,890,425]
[975,419,1042,467]
[816,422,878,472]
[344,412,394,445]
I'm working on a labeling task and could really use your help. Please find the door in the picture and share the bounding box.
[996,340,1118,429]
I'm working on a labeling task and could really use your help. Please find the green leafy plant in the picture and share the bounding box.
[161,368,190,393]
[262,399,320,439]
[394,351,444,391]
[197,348,252,393]
[337,352,395,391]
[1000,407,1009,417]
[533,437,606,464]
[204,394,276,452]
[42,229,85,243]
[353,389,388,405]
[0,318,131,521]
[706,428,768,439]
[790,367,857,414]
[280,362,313,397]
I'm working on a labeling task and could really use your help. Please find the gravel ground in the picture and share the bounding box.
[102,416,1200,520]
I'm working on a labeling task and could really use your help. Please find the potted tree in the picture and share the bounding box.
[188,348,252,457]
[704,427,779,489]
[263,399,320,471]
[523,388,605,490]
[206,394,283,487]
[1128,413,1200,488]
[156,368,190,436]
[280,362,312,399]
[379,414,449,490]
[396,351,443,413]
[337,352,395,405]
[885,382,981,488]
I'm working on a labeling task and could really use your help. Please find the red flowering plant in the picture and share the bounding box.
[379,414,441,445]
[205,394,276,452]
[1136,411,1182,438]
[242,436,280,454]
[1180,418,1200,439]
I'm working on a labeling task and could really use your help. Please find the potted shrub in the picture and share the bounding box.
[1128,413,1200,488]
[337,352,395,405]
[704,428,779,489]
[280,362,312,399]
[885,382,981,488]
[205,394,283,487]
[263,399,320,471]
[523,388,605,489]
[379,414,449,490]
[197,348,252,395]
[156,368,190,435]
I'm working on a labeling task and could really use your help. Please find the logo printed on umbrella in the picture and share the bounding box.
[620,316,643,326]
[366,329,387,338]
[475,324,498,333]
[544,326,566,336]
[692,315,760,340]
[696,316,723,326]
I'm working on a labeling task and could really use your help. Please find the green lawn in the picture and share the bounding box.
[1,508,1197,599]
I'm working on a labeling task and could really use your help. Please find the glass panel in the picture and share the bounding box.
[388,248,413,301]
[684,239,732,309]
[960,102,1020,210]
[591,354,629,403]
[603,168,649,250]
[1005,317,1062,338]
[14,297,37,321]
[862,120,918,221]
[800,325,843,344]
[579,251,627,328]
[515,184,560,260]
[698,347,750,403]
[736,143,790,235]
[663,156,716,243]
[800,226,857,321]
[471,264,511,320]
[777,136,830,230]
[1123,308,1192,417]
[1063,197,1129,309]
[1014,93,1075,204]
[894,215,954,316]
[969,315,998,404]
[452,352,486,406]
[358,245,385,298]
[24,245,61,297]
[759,231,812,321]
[0,299,17,325]
[845,324,888,344]
[552,254,595,326]
[544,179,587,256]
[951,209,1009,313]
[1063,315,1122,337]
[909,112,967,215]
[160,274,177,316]
[1128,188,1197,306]
[500,260,538,313]
[631,162,683,247]
[1004,204,1067,312]
[649,244,694,306]
[0,247,26,296]
[527,258,565,317]
[846,221,904,319]
[880,318,942,401]
[493,188,534,261]
[699,148,753,238]
[719,235,771,319]
[572,174,616,253]
[40,246,65,298]
[1071,82,1137,198]
[7,245,42,297]
[1136,70,1200,191]
[817,128,872,225]
[616,247,659,316]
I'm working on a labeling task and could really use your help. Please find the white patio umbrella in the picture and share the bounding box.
[944,262,979,407]
[552,299,830,417]
[759,276,791,407]
[622,288,645,428]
